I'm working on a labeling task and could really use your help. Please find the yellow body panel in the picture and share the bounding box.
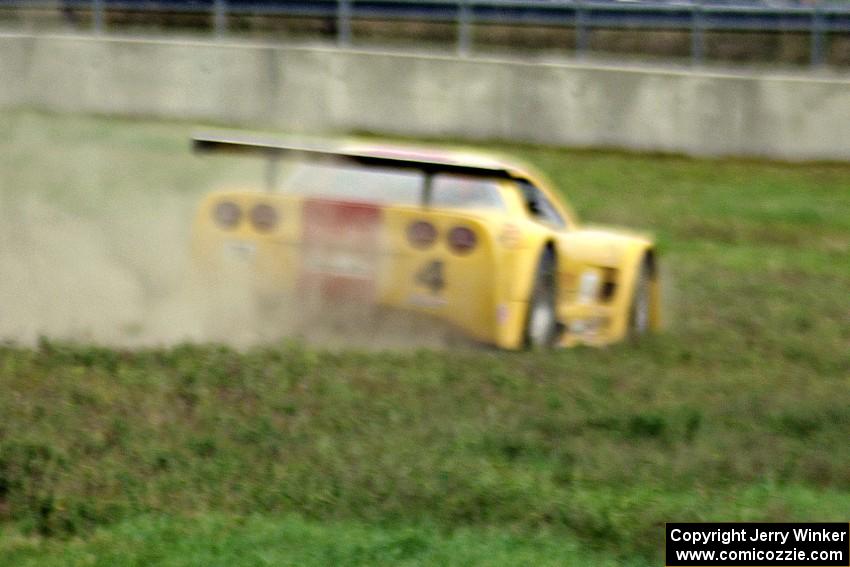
[190,144,660,349]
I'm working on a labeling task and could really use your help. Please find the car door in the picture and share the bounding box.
[514,180,575,307]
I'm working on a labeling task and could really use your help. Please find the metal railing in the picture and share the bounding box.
[2,0,849,65]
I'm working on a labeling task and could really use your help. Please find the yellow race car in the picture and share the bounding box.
[190,132,660,349]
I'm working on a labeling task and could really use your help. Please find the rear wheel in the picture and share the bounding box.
[524,248,558,349]
[628,256,653,338]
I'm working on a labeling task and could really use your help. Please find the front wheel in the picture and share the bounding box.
[524,249,559,349]
[628,256,654,338]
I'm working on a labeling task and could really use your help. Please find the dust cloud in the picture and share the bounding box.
[0,190,461,351]
[0,111,471,351]
[2,190,192,346]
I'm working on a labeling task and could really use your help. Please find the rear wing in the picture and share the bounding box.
[192,131,518,201]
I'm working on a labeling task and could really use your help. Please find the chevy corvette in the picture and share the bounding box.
[190,132,660,349]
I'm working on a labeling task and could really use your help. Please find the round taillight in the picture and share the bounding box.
[213,201,241,229]
[250,203,278,232]
[406,221,437,249]
[447,226,477,255]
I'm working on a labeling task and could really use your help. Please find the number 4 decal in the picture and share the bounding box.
[415,260,445,294]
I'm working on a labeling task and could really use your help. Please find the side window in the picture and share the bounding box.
[517,181,566,228]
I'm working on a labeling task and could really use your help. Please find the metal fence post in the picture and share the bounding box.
[213,0,227,38]
[458,0,472,57]
[338,0,352,47]
[575,0,588,58]
[92,0,104,34]
[691,2,704,66]
[810,4,825,67]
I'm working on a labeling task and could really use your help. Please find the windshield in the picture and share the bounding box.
[280,161,506,211]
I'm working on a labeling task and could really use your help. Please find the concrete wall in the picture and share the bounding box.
[2,33,849,161]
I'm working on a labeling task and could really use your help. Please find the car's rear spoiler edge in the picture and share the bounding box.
[191,131,517,180]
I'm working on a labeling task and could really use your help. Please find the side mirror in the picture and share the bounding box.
[527,195,543,216]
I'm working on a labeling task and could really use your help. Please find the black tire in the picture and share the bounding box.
[628,256,653,338]
[524,248,559,349]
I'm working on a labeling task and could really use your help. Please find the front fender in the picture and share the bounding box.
[558,227,658,345]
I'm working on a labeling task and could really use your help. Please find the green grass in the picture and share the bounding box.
[1,110,849,565]
[0,514,645,567]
